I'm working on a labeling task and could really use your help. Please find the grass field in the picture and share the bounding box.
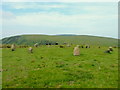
[0,49,2,89]
[2,45,118,88]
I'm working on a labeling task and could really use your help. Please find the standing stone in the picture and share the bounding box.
[109,47,113,51]
[67,44,71,47]
[34,43,38,47]
[104,49,111,53]
[29,47,33,53]
[11,44,15,51]
[73,46,80,56]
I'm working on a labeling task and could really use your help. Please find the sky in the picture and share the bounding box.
[1,1,118,39]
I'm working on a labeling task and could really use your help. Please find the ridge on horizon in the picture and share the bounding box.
[1,34,118,47]
[1,34,118,40]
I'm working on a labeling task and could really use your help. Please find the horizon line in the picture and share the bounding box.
[1,33,119,39]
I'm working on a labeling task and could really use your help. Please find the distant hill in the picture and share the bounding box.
[56,34,78,36]
[1,34,118,46]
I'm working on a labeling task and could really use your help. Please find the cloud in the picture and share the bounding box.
[2,2,117,16]
[2,10,117,37]
[2,11,16,19]
[2,2,118,39]
[8,3,66,9]
[2,8,117,27]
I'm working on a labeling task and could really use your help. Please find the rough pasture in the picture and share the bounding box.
[0,49,2,89]
[2,45,118,88]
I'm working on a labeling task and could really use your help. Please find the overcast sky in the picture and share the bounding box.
[1,1,118,39]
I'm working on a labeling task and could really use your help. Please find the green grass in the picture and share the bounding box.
[0,49,2,89]
[2,45,118,88]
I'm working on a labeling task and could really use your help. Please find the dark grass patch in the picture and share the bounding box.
[64,70,94,81]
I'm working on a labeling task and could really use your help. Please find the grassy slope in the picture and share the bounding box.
[1,35,118,46]
[2,46,118,88]
[0,49,2,89]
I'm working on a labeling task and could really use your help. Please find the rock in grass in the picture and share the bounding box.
[67,44,71,47]
[104,47,113,53]
[28,47,33,53]
[109,47,113,51]
[11,44,15,51]
[85,45,90,48]
[73,46,80,56]
[104,49,111,53]
[34,43,39,47]
[60,45,64,48]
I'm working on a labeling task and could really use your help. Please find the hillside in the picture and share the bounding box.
[1,34,118,46]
